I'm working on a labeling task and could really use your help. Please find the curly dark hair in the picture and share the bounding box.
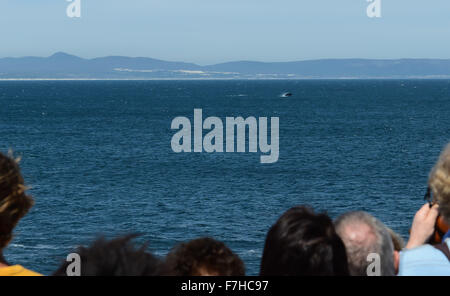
[0,151,34,251]
[161,237,245,276]
[53,234,160,276]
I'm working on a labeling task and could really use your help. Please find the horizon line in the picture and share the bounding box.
[2,77,450,82]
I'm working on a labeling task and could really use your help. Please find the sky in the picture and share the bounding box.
[0,0,450,65]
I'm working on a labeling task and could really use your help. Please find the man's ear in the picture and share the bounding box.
[393,251,400,275]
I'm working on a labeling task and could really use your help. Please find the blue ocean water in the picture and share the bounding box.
[1,80,450,275]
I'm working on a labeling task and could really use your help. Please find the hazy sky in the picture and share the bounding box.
[1,0,450,64]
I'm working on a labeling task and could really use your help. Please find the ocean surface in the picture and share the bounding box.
[1,80,450,275]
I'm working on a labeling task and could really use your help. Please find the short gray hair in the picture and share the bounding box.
[335,211,395,276]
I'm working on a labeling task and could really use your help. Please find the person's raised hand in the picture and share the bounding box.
[405,203,439,249]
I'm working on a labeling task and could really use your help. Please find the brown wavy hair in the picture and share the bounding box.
[161,237,245,276]
[0,151,34,250]
[429,143,450,225]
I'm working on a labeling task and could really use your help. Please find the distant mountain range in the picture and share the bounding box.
[1,52,450,79]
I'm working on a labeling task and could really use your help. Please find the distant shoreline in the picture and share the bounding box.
[2,53,450,80]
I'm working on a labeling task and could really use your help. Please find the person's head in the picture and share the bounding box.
[260,206,349,276]
[53,234,160,276]
[428,143,450,225]
[386,227,404,274]
[386,227,405,252]
[335,211,396,276]
[0,151,34,253]
[162,237,245,276]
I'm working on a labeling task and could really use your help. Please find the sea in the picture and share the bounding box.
[1,79,450,275]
